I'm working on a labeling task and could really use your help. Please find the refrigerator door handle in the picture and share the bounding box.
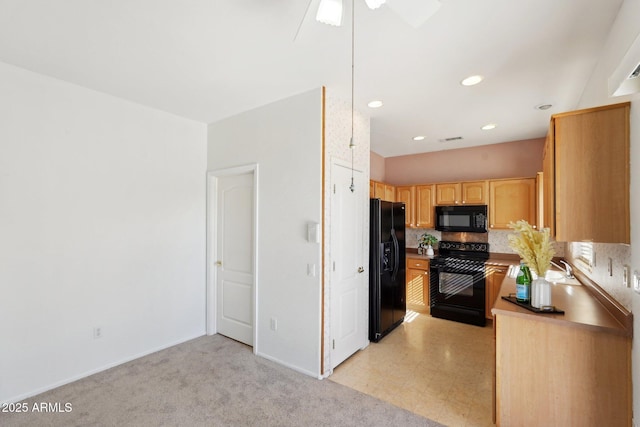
[391,228,399,282]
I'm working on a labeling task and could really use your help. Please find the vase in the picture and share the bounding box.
[426,245,434,257]
[531,275,552,309]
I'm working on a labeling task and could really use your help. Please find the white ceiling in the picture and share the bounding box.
[0,0,624,157]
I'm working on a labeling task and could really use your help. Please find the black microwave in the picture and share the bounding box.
[435,205,488,233]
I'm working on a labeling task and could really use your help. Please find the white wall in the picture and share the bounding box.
[574,0,640,422]
[207,89,323,377]
[0,62,208,403]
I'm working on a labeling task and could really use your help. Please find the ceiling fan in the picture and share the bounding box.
[304,0,441,30]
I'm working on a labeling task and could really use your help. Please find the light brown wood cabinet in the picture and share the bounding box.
[396,186,415,228]
[374,181,385,199]
[493,274,632,426]
[406,257,429,312]
[436,180,488,205]
[384,184,395,202]
[435,182,460,205]
[369,180,396,202]
[415,184,435,228]
[543,102,630,243]
[489,178,536,229]
[485,264,508,319]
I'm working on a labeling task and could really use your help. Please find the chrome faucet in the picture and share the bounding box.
[550,260,574,279]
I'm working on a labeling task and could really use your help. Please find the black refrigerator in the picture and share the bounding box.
[369,199,406,342]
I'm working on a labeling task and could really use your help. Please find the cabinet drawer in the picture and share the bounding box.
[407,258,429,270]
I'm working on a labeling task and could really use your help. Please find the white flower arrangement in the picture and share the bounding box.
[507,220,555,275]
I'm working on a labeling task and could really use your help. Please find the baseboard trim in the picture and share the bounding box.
[3,332,205,404]
[255,351,322,380]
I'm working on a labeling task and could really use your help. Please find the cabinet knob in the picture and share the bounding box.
[490,224,494,228]
[215,261,222,266]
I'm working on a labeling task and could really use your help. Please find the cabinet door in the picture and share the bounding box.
[554,103,629,243]
[369,180,375,198]
[486,266,507,319]
[436,183,461,205]
[462,180,488,204]
[407,258,430,312]
[415,185,435,228]
[384,184,395,202]
[374,181,385,199]
[396,186,415,228]
[489,178,536,229]
[542,123,555,235]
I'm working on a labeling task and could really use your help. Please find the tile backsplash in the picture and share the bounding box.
[407,228,565,257]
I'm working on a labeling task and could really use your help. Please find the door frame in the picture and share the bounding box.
[206,163,259,353]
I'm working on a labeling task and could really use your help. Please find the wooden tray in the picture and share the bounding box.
[501,295,564,314]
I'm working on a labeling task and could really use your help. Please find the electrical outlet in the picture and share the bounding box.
[634,271,640,294]
[93,327,102,339]
[607,257,613,276]
[270,317,278,331]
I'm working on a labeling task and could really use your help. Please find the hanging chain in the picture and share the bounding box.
[349,0,356,193]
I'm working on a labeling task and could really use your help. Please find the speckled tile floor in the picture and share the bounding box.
[329,311,495,427]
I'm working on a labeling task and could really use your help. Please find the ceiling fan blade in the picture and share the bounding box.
[386,0,441,28]
[293,0,315,41]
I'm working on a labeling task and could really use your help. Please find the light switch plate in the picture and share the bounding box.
[623,265,630,288]
[633,271,640,294]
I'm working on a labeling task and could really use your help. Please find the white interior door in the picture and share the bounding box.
[331,162,366,369]
[216,172,254,346]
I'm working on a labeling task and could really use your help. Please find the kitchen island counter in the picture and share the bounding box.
[492,266,632,426]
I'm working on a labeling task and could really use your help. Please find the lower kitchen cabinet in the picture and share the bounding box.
[492,274,632,426]
[485,264,508,319]
[406,257,429,312]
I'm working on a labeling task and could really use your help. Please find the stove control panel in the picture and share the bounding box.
[439,241,489,253]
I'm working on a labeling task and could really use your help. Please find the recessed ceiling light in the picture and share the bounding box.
[461,75,484,86]
[367,100,383,108]
[481,123,497,130]
[536,103,553,110]
[413,136,425,141]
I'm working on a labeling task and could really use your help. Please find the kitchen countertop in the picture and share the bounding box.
[492,268,632,337]
[406,248,632,337]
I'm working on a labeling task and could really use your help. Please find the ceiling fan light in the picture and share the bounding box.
[316,0,343,26]
[365,0,386,10]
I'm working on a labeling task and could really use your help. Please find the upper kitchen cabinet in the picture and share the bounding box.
[374,180,385,199]
[489,178,537,229]
[396,186,415,228]
[384,184,395,202]
[544,102,630,243]
[370,180,395,202]
[435,180,488,205]
[415,185,435,228]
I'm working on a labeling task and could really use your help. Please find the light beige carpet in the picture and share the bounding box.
[1,334,444,426]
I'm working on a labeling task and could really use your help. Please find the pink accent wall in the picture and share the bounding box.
[383,138,544,185]
[370,151,385,181]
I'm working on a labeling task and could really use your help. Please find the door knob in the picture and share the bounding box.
[215,261,222,266]
[358,267,365,273]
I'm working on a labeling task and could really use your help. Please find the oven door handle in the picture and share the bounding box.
[391,228,399,282]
